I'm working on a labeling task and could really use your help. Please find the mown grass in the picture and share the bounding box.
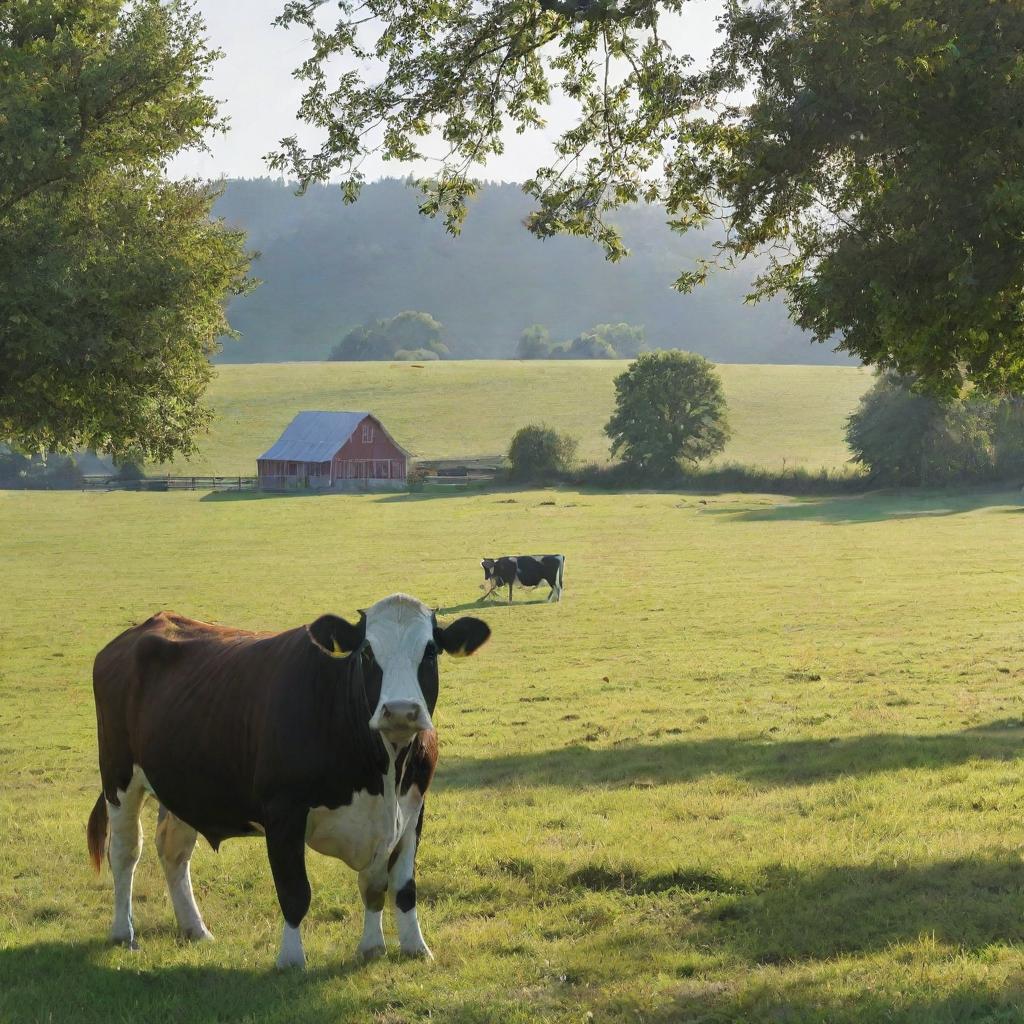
[3,485,1024,1022]
[161,361,871,475]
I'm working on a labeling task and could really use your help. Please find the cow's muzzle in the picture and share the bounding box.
[371,700,432,742]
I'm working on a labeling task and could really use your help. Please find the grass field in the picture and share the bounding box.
[4,484,1024,1022]
[161,361,872,475]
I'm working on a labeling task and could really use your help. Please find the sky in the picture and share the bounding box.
[168,0,726,184]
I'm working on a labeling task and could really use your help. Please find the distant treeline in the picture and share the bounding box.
[212,178,854,366]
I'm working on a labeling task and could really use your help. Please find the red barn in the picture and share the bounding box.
[257,411,411,491]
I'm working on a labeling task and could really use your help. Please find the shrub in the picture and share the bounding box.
[508,424,578,481]
[0,446,29,482]
[845,373,995,485]
[992,396,1024,478]
[605,351,730,478]
[406,464,429,492]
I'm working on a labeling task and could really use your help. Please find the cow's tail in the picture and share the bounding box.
[87,792,108,873]
[557,555,565,597]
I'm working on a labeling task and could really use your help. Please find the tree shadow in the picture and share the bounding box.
[0,939,513,1024]
[0,940,366,1024]
[702,488,1021,525]
[715,856,1024,966]
[438,720,1024,791]
[200,489,326,503]
[373,485,493,503]
[629,970,1024,1024]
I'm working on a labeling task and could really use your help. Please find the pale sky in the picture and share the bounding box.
[169,0,726,183]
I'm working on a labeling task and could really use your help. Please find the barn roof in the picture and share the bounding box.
[258,411,374,462]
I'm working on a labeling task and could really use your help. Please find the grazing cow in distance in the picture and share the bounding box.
[480,555,565,604]
[86,594,490,969]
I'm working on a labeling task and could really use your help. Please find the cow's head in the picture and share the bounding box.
[480,559,498,594]
[309,594,490,745]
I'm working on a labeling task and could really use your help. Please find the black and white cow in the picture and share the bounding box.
[87,594,490,968]
[480,555,565,604]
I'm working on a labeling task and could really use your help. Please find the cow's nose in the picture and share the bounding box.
[381,701,421,725]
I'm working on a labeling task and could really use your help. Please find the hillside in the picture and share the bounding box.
[162,361,872,476]
[213,178,856,366]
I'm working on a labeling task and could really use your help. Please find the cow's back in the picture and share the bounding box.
[92,612,290,845]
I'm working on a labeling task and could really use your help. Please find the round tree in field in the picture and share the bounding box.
[605,352,729,478]
[507,425,578,481]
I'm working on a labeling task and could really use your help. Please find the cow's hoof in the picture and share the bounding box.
[110,934,139,951]
[183,925,214,943]
[275,950,306,970]
[400,942,433,960]
[357,942,387,962]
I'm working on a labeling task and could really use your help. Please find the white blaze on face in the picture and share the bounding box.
[364,594,435,735]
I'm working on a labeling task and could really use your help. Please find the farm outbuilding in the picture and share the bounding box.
[257,411,411,491]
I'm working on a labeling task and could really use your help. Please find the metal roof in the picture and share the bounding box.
[257,411,370,462]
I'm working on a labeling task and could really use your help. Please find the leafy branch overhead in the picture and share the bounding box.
[0,1,253,461]
[274,0,1024,394]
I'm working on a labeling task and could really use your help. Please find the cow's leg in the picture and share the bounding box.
[507,580,514,605]
[107,768,147,947]
[265,804,312,969]
[154,805,212,941]
[356,865,388,961]
[389,806,431,958]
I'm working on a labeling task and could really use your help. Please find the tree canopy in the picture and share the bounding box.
[329,311,449,360]
[0,0,252,461]
[274,1,1024,393]
[605,350,730,476]
[846,373,996,486]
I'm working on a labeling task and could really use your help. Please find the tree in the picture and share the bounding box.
[845,373,995,486]
[385,311,448,355]
[0,1,252,461]
[517,325,553,360]
[273,1,1024,393]
[588,323,647,358]
[605,351,729,477]
[561,333,617,359]
[394,348,440,361]
[329,312,448,360]
[507,424,578,481]
[330,324,395,361]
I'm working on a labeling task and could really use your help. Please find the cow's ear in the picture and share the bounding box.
[308,614,365,658]
[435,617,491,658]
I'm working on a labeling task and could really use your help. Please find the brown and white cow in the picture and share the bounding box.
[86,594,490,968]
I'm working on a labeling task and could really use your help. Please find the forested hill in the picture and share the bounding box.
[213,178,852,365]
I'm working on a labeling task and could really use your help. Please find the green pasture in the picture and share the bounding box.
[161,361,871,475]
[3,485,1024,1022]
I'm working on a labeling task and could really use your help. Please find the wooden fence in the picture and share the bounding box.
[74,462,504,493]
[82,475,258,492]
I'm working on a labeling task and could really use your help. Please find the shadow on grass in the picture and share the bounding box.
[0,940,517,1024]
[438,720,1024,791]
[627,970,1024,1024]
[550,855,1024,1006]
[437,597,553,615]
[702,489,1021,525]
[373,484,493,503]
[716,855,1024,965]
[199,489,326,503]
[0,940,365,1024]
